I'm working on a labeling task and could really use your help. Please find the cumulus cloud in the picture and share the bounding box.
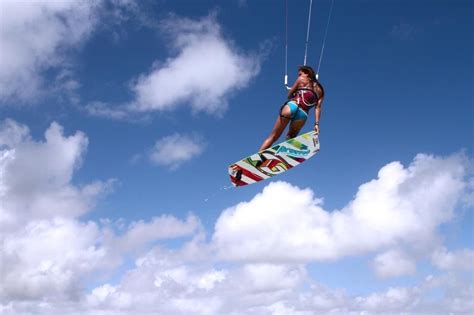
[0,0,138,104]
[213,154,468,262]
[355,286,421,312]
[130,14,261,114]
[0,215,202,313]
[149,133,206,170]
[82,245,229,314]
[0,119,113,231]
[82,247,307,315]
[1,218,106,300]
[0,0,102,102]
[0,119,111,301]
[12,249,470,315]
[432,247,474,271]
[111,214,202,253]
[372,249,417,278]
[1,120,472,314]
[87,14,264,119]
[0,119,202,308]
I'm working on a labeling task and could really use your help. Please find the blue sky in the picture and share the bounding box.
[0,0,472,314]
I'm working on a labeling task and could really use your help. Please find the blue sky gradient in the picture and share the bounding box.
[0,0,472,314]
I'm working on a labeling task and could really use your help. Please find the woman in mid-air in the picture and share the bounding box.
[259,65,324,151]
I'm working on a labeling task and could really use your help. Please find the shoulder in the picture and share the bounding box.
[313,80,323,88]
[295,76,304,85]
[314,81,324,94]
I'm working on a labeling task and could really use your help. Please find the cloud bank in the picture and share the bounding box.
[214,154,466,263]
[0,119,201,311]
[0,119,109,231]
[0,0,102,103]
[1,119,472,314]
[0,0,138,104]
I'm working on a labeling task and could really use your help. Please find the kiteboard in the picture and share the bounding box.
[229,131,320,187]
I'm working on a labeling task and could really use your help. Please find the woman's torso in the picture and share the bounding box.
[292,81,319,111]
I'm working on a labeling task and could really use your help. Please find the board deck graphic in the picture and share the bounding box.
[229,131,320,187]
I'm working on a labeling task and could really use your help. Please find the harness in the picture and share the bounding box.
[294,88,319,112]
[279,84,320,120]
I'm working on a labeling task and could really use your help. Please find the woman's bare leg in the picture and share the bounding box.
[259,106,291,151]
[286,119,306,140]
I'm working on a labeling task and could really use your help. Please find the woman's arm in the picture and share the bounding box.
[314,82,324,133]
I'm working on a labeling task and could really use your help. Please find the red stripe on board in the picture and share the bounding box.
[229,164,265,186]
[230,175,245,186]
[238,166,265,182]
[229,173,256,187]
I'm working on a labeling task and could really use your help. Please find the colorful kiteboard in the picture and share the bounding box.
[229,131,320,187]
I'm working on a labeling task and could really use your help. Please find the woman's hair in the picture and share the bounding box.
[298,65,317,81]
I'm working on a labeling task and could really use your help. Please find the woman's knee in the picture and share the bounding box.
[286,132,297,140]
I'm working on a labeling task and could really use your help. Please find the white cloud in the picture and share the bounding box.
[372,249,417,278]
[149,133,206,170]
[0,119,114,231]
[230,263,305,295]
[87,14,264,119]
[0,119,112,301]
[461,176,474,207]
[82,247,228,315]
[86,101,136,121]
[82,247,307,315]
[299,283,348,312]
[0,0,103,102]
[0,0,138,104]
[432,247,474,271]
[129,14,261,115]
[111,214,202,253]
[40,253,471,315]
[1,120,472,315]
[0,218,106,300]
[213,154,468,263]
[355,286,421,312]
[0,118,30,146]
[0,119,205,311]
[0,214,202,312]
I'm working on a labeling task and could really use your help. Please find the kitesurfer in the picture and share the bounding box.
[259,65,324,151]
